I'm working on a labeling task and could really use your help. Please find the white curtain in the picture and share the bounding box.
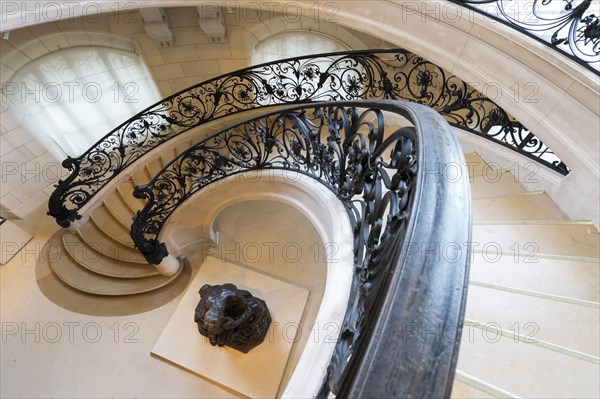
[8,47,160,156]
[251,31,350,65]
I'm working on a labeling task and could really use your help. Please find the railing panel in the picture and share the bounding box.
[449,0,599,73]
[48,49,568,228]
[131,100,471,397]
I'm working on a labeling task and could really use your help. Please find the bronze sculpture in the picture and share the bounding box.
[194,283,272,353]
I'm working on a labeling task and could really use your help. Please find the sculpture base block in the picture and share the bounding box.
[151,256,309,398]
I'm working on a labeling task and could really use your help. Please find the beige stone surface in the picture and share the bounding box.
[0,219,32,264]
[152,257,309,398]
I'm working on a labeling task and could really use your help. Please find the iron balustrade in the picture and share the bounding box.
[449,0,599,73]
[130,100,471,398]
[47,49,569,228]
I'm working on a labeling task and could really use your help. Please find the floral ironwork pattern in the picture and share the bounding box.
[131,101,421,394]
[48,49,568,227]
[451,0,599,72]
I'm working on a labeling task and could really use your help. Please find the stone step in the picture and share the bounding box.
[77,221,147,263]
[90,206,134,247]
[472,222,600,259]
[470,251,599,303]
[62,231,158,278]
[117,181,147,213]
[145,157,164,177]
[174,138,194,154]
[464,284,599,356]
[451,371,513,399]
[161,151,176,167]
[464,152,493,178]
[103,192,135,230]
[471,170,526,198]
[473,191,566,221]
[130,163,152,186]
[455,329,599,398]
[49,234,182,296]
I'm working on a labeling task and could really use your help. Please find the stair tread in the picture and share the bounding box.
[473,223,600,259]
[117,182,146,213]
[103,193,135,230]
[146,157,164,177]
[471,170,525,198]
[464,284,599,356]
[49,234,182,295]
[451,373,505,399]
[130,164,152,185]
[62,232,158,278]
[90,207,134,247]
[77,221,147,263]
[464,152,493,178]
[456,332,600,398]
[470,252,599,302]
[473,191,566,221]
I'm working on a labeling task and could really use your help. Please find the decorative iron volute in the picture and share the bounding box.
[47,156,83,228]
[194,283,272,353]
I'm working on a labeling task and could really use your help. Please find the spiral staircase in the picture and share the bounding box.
[0,0,597,394]
[33,42,597,395]
[45,138,197,295]
[44,136,599,397]
[454,153,599,398]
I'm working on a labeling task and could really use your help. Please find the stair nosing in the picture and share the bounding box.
[470,249,600,264]
[90,213,135,248]
[454,370,521,399]
[468,280,600,308]
[61,231,158,279]
[472,190,546,201]
[473,220,595,226]
[463,319,600,365]
[77,224,147,264]
[103,198,134,230]
[50,234,183,296]
[117,184,143,214]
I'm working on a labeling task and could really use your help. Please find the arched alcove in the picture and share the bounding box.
[5,45,160,156]
[251,30,351,65]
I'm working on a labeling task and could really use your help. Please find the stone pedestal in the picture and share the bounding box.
[152,256,308,398]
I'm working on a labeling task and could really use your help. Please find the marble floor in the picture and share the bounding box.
[1,201,326,398]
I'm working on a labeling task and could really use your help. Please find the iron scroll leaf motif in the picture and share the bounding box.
[49,49,568,227]
[450,0,599,73]
[131,100,419,394]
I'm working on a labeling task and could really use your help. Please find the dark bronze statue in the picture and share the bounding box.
[194,283,271,353]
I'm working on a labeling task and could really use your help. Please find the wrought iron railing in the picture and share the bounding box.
[450,0,599,73]
[131,100,471,397]
[48,49,568,228]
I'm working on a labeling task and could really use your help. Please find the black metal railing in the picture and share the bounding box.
[48,49,568,228]
[450,0,599,73]
[130,100,471,397]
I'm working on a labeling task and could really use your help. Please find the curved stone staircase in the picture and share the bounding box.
[452,153,600,398]
[47,139,196,296]
[45,146,599,397]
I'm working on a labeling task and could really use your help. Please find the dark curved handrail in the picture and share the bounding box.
[48,49,568,227]
[130,100,471,397]
[449,0,599,74]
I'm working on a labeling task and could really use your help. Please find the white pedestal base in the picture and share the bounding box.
[152,256,308,398]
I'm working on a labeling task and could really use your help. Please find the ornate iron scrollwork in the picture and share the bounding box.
[48,49,568,227]
[451,0,599,72]
[132,100,424,394]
